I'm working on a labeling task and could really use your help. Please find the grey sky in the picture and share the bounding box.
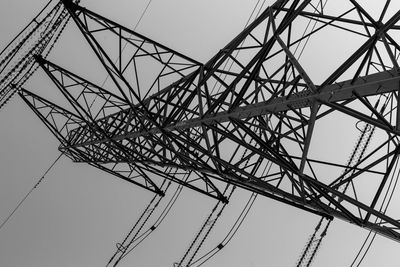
[1,0,400,266]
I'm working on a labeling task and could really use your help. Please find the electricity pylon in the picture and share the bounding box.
[20,0,400,243]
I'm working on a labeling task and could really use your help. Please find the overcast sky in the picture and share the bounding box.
[1,0,400,266]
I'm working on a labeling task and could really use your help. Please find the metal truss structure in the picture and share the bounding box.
[19,0,400,243]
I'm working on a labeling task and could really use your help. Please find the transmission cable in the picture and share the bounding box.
[0,1,73,233]
[107,169,191,266]
[188,160,273,267]
[0,0,74,110]
[190,192,258,267]
[0,0,53,57]
[174,185,236,267]
[133,0,153,31]
[349,98,400,266]
[296,106,376,267]
[0,153,63,233]
[107,179,170,266]
[117,183,185,261]
[350,157,400,266]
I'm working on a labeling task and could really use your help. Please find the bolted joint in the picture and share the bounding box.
[220,195,229,204]
[33,54,44,63]
[158,190,166,197]
[61,0,77,10]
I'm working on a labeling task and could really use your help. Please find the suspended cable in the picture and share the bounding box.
[187,160,272,267]
[107,169,190,266]
[174,185,235,267]
[350,147,400,266]
[187,192,257,267]
[107,180,171,267]
[296,115,375,267]
[0,0,53,57]
[175,141,272,267]
[133,0,153,31]
[118,183,185,261]
[0,0,72,232]
[0,153,63,233]
[298,92,394,267]
[0,1,74,110]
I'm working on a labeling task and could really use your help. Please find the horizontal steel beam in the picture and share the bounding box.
[69,69,400,147]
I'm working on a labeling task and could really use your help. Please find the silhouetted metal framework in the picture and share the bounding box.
[20,0,400,242]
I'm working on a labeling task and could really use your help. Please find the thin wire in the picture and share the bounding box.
[350,155,400,267]
[344,84,395,267]
[189,161,273,267]
[0,153,63,233]
[133,0,153,31]
[110,170,190,265]
[0,0,54,56]
[119,184,184,260]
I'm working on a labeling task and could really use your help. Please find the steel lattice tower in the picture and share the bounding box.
[19,0,400,244]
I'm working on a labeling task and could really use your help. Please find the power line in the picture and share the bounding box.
[0,153,63,233]
[133,0,153,31]
[350,156,400,266]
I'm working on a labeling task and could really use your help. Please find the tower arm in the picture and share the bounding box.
[67,69,400,147]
